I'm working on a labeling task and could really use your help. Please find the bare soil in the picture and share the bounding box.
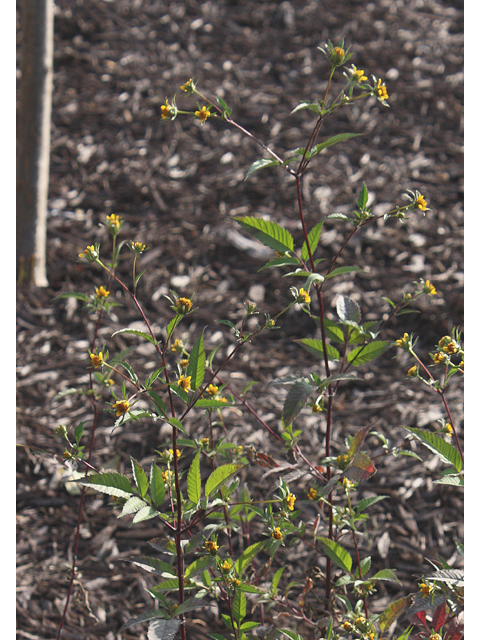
[17,1,463,639]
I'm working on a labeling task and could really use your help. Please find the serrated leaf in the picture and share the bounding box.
[205,464,244,497]
[187,452,201,504]
[434,474,464,486]
[356,495,389,513]
[326,266,364,279]
[357,181,369,210]
[148,390,168,417]
[150,463,166,507]
[184,556,213,578]
[111,360,140,385]
[290,100,321,115]
[112,327,157,345]
[325,212,351,220]
[372,569,400,582]
[234,216,294,253]
[282,378,315,426]
[347,341,391,366]
[131,457,149,498]
[232,589,246,625]
[235,540,266,576]
[118,609,168,632]
[271,565,286,593]
[120,496,148,518]
[336,295,361,323]
[318,537,352,573]
[168,417,188,434]
[301,221,323,262]
[132,556,176,577]
[133,505,159,524]
[309,133,363,159]
[175,598,208,616]
[76,472,134,498]
[148,618,181,640]
[379,597,408,632]
[55,291,90,302]
[405,427,463,472]
[194,398,233,408]
[258,255,301,271]
[295,338,340,361]
[245,158,282,179]
[187,333,205,390]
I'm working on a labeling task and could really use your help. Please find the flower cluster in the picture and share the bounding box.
[112,399,130,417]
[395,333,413,352]
[78,244,99,262]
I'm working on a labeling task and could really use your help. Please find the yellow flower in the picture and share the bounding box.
[178,375,192,392]
[407,365,418,377]
[221,560,231,571]
[415,194,428,211]
[180,79,193,92]
[312,403,322,414]
[342,621,353,632]
[206,384,219,397]
[112,399,130,417]
[161,99,172,119]
[162,469,172,482]
[201,437,209,447]
[419,582,431,597]
[232,578,241,587]
[375,78,389,101]
[285,494,296,511]
[297,288,311,304]
[90,352,105,368]
[195,105,211,123]
[171,339,184,352]
[395,333,411,351]
[352,65,367,82]
[355,616,366,626]
[95,286,110,298]
[132,241,146,253]
[78,245,98,261]
[179,358,189,368]
[168,448,182,459]
[444,423,453,437]
[176,297,193,314]
[433,352,447,365]
[272,527,283,541]
[430,634,441,640]
[438,336,458,354]
[308,488,318,501]
[424,280,437,295]
[106,213,121,229]
[205,540,219,554]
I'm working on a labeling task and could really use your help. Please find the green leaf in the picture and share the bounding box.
[290,99,321,115]
[148,390,167,418]
[301,221,323,262]
[184,556,213,578]
[187,333,206,390]
[132,505,158,524]
[318,537,352,573]
[234,216,294,253]
[235,540,266,576]
[434,474,464,486]
[205,464,244,497]
[336,295,361,323]
[131,457,149,498]
[347,341,391,366]
[325,212,350,220]
[372,569,401,582]
[76,472,134,499]
[271,565,286,594]
[356,495,389,513]
[282,378,315,426]
[245,158,282,179]
[168,417,188,434]
[150,463,166,507]
[258,255,301,271]
[279,630,304,640]
[187,452,201,504]
[119,496,147,518]
[132,556,176,577]
[194,398,233,408]
[175,597,209,616]
[356,556,371,579]
[309,132,363,158]
[55,291,89,302]
[295,338,340,361]
[111,360,140,385]
[232,589,246,625]
[111,327,157,345]
[316,373,357,392]
[326,266,364,279]
[134,269,147,289]
[405,427,463,472]
[357,181,369,210]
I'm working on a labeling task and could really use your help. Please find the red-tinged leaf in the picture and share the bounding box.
[445,620,464,640]
[344,451,376,481]
[411,609,427,626]
[348,425,372,457]
[379,597,409,632]
[432,601,447,632]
